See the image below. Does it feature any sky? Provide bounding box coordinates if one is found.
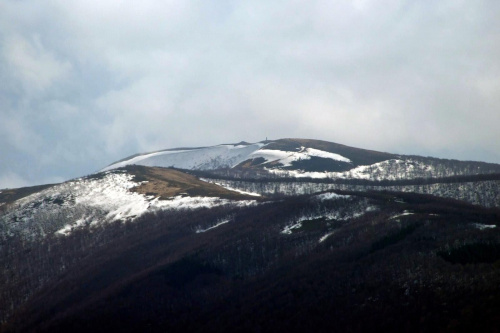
[1,0,500,188]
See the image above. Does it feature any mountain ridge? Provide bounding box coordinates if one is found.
[101,138,500,180]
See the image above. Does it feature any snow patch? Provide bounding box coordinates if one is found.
[306,148,352,162]
[280,203,376,235]
[55,194,257,235]
[196,217,232,233]
[315,192,350,200]
[156,195,257,210]
[472,223,497,230]
[251,146,351,167]
[281,221,303,235]
[205,180,261,197]
[319,231,335,243]
[389,211,414,220]
[56,216,92,235]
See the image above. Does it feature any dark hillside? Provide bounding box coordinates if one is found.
[0,184,55,210]
[3,140,500,332]
[266,138,396,166]
[3,191,500,332]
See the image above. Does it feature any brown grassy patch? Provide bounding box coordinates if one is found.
[125,166,257,200]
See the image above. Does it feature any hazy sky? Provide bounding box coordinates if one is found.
[1,0,500,188]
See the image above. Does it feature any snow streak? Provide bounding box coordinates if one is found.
[250,146,351,167]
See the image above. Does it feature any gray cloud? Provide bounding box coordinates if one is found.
[1,0,500,188]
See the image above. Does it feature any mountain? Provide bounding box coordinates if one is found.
[103,138,500,208]
[1,138,500,332]
[103,138,500,180]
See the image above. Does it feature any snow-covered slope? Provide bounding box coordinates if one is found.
[0,169,257,242]
[102,143,266,171]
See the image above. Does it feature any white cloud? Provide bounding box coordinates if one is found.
[1,0,500,187]
[0,172,30,189]
[3,34,72,92]
[0,115,42,154]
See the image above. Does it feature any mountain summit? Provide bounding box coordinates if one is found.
[103,138,396,173]
[103,138,500,181]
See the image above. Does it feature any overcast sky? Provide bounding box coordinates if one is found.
[1,0,500,188]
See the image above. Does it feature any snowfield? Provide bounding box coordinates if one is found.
[102,143,353,172]
[102,143,266,171]
[0,171,257,240]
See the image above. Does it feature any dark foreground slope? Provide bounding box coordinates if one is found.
[3,191,500,333]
